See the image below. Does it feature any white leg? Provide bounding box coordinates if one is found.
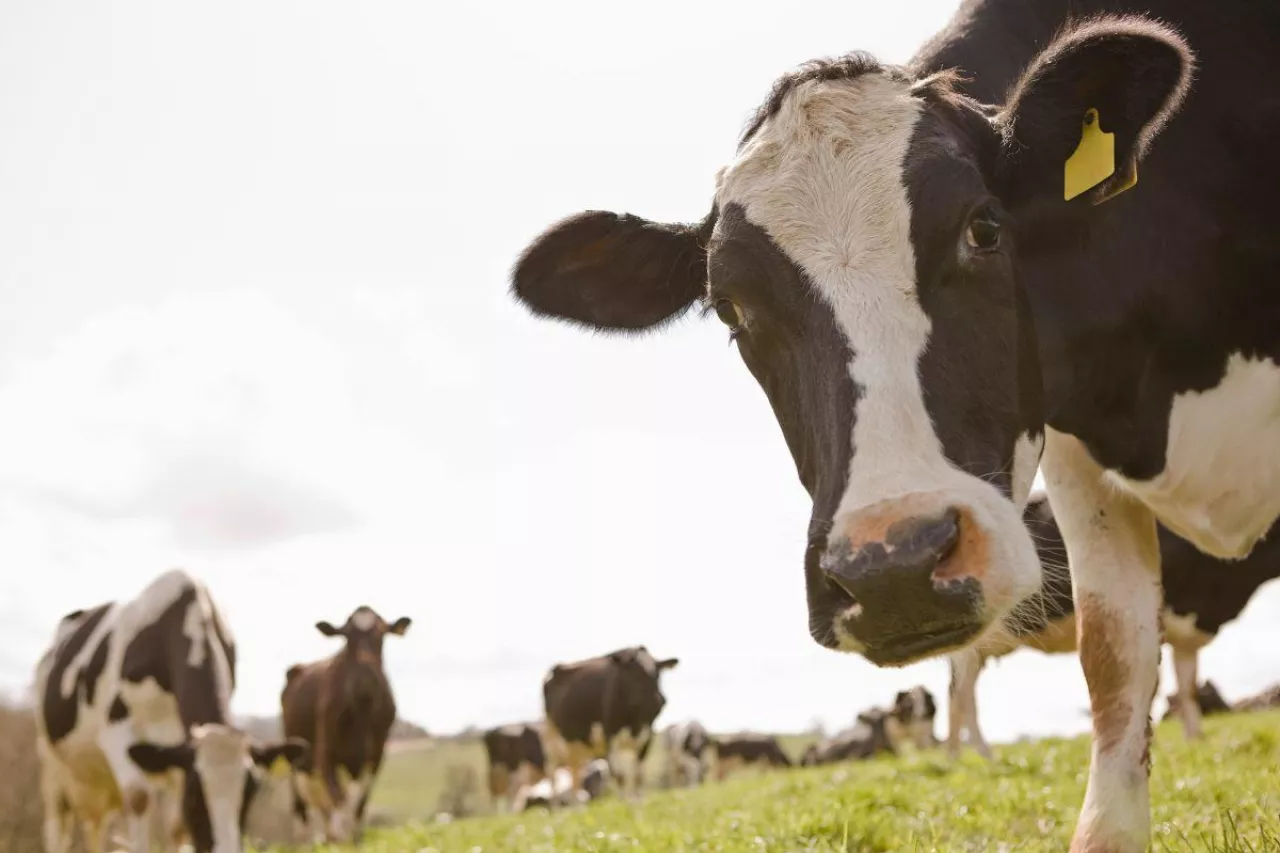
[1171,644,1203,740]
[947,650,990,759]
[1043,429,1162,853]
[97,722,153,853]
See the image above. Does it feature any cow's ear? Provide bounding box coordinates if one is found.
[656,657,679,672]
[252,738,311,771]
[316,620,343,637]
[511,208,714,332]
[996,16,1193,206]
[129,742,193,773]
[387,616,412,636]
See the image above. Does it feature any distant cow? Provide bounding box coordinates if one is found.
[482,722,547,812]
[661,720,713,787]
[34,569,307,853]
[1234,684,1280,713]
[886,686,938,751]
[513,759,611,811]
[800,709,895,767]
[1162,681,1231,722]
[542,646,677,801]
[281,605,411,844]
[948,494,1280,757]
[708,734,792,780]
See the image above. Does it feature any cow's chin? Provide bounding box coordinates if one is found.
[809,490,1043,667]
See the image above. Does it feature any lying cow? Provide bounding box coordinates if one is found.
[948,493,1280,757]
[709,733,792,780]
[510,0,1279,847]
[281,605,411,844]
[482,722,548,812]
[886,686,938,751]
[513,759,612,811]
[542,645,677,801]
[800,709,895,767]
[661,720,713,787]
[1162,681,1231,722]
[34,569,307,853]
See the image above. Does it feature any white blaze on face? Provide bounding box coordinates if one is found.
[717,72,1041,642]
[189,724,252,853]
[351,608,378,631]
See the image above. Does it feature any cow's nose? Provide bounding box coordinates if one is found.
[821,507,984,663]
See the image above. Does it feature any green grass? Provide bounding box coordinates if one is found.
[263,711,1280,852]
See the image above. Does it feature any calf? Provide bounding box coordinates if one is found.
[948,493,1280,756]
[800,709,895,767]
[708,734,792,780]
[34,569,307,853]
[482,722,547,812]
[510,1,1280,848]
[281,606,411,844]
[542,646,677,801]
[886,686,938,751]
[513,759,611,811]
[661,720,712,787]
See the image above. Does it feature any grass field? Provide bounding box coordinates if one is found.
[321,712,1280,853]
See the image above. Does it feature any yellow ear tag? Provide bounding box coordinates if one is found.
[1063,108,1116,201]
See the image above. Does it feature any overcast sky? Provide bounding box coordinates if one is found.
[3,0,1280,743]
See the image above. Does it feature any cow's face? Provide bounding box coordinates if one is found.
[130,724,309,853]
[609,646,677,723]
[512,18,1191,665]
[317,606,411,665]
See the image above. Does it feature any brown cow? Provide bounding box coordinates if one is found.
[280,606,410,844]
[542,645,677,802]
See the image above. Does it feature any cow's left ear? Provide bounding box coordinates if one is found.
[251,738,311,771]
[129,741,193,773]
[656,657,679,672]
[996,15,1193,206]
[387,616,412,636]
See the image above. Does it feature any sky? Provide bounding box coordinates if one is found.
[3,0,1280,744]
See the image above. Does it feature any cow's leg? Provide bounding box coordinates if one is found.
[1044,429,1162,853]
[97,722,154,853]
[947,649,990,759]
[38,762,74,853]
[1171,643,1203,740]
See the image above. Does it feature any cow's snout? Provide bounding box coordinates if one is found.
[821,500,988,664]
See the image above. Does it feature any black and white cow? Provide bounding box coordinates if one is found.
[34,569,308,853]
[800,709,896,766]
[948,493,1280,757]
[541,646,678,801]
[886,686,938,751]
[510,1,1279,848]
[482,722,548,812]
[661,720,713,787]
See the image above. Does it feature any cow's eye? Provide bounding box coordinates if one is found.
[712,298,744,331]
[965,214,1002,251]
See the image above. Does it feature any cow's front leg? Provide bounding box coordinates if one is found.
[946,650,991,759]
[1043,429,1162,853]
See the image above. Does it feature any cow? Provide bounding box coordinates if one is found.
[1234,684,1280,713]
[1162,680,1230,722]
[948,493,1280,757]
[800,709,895,767]
[541,646,678,801]
[33,569,308,853]
[661,720,713,787]
[509,0,1279,846]
[481,722,548,812]
[281,605,411,845]
[886,686,938,751]
[512,759,612,811]
[707,733,792,780]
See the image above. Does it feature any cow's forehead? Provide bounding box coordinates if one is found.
[715,72,924,283]
[633,648,658,678]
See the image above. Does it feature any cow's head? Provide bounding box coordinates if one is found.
[889,686,938,750]
[511,17,1192,665]
[317,606,411,666]
[129,723,309,853]
[608,646,677,724]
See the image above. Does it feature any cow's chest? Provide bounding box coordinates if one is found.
[1107,353,1280,558]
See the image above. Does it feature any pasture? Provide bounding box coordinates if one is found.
[295,712,1278,852]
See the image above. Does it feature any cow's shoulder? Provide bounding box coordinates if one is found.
[39,602,116,744]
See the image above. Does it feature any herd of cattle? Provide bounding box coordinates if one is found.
[25,488,1280,852]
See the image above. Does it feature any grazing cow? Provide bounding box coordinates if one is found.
[800,709,895,767]
[661,720,713,787]
[1162,680,1230,722]
[34,569,308,853]
[542,646,677,801]
[482,722,548,812]
[281,606,411,844]
[886,687,938,751]
[510,2,1280,844]
[948,493,1280,757]
[708,734,792,780]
